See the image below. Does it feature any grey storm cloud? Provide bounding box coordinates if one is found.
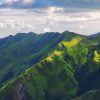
[0,0,100,8]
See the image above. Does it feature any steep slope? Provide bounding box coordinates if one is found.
[0,31,100,100]
[1,35,99,100]
[75,34,100,95]
[0,32,65,85]
[0,31,82,85]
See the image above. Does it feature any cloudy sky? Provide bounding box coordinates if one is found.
[0,0,100,37]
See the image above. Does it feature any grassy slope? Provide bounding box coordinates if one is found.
[0,35,96,100]
[0,32,100,100]
[0,32,65,85]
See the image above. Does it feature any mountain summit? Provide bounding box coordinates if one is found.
[0,31,100,100]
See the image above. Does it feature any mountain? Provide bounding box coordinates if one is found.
[89,32,100,38]
[88,32,100,42]
[0,31,100,100]
[0,31,80,86]
[0,32,65,85]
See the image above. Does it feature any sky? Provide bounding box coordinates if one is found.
[0,0,100,37]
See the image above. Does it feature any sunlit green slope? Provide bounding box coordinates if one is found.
[0,31,82,86]
[0,32,100,100]
[0,32,65,85]
[0,34,100,100]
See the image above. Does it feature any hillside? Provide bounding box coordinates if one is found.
[0,31,81,85]
[88,32,100,42]
[0,32,65,85]
[0,32,100,100]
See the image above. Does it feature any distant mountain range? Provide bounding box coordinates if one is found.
[89,32,100,37]
[88,32,100,43]
[0,31,100,100]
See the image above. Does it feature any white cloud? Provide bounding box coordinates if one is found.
[88,12,100,20]
[23,0,33,3]
[79,25,88,29]
[0,8,100,37]
[44,28,50,32]
[5,0,33,4]
[5,0,13,3]
[47,7,64,13]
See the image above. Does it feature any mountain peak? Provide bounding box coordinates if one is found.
[89,32,100,37]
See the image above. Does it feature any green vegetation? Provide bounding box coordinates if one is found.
[0,31,100,100]
[62,37,81,48]
[0,32,64,85]
[94,50,100,63]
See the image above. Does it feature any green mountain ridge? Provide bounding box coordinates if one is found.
[0,31,100,100]
[0,32,65,85]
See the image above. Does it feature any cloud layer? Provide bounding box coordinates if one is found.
[0,1,100,37]
[0,0,100,9]
[0,8,100,37]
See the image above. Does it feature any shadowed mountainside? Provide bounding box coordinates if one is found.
[0,32,100,100]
